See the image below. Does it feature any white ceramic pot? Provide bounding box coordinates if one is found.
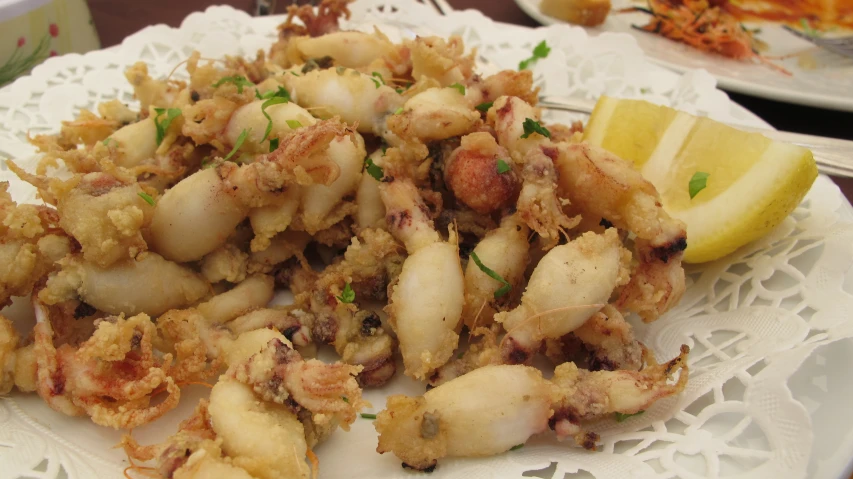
[0,0,100,85]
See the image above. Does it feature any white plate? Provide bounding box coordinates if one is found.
[2,1,853,478]
[514,0,853,111]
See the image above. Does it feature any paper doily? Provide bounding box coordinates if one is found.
[1,2,852,478]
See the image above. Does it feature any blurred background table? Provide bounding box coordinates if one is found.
[86,0,853,201]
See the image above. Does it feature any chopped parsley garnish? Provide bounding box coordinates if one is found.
[520,118,551,139]
[341,396,349,403]
[212,75,254,93]
[286,119,302,129]
[370,72,385,88]
[102,137,116,147]
[337,282,355,303]
[469,252,511,299]
[137,192,155,206]
[261,96,289,139]
[688,172,710,199]
[394,107,404,115]
[509,444,524,451]
[449,82,465,95]
[153,108,181,146]
[223,129,249,162]
[269,138,279,152]
[518,40,551,70]
[290,71,300,77]
[475,101,493,112]
[360,413,377,420]
[365,157,384,181]
[496,159,511,174]
[255,86,291,101]
[615,411,644,422]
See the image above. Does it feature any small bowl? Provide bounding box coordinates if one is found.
[0,0,100,85]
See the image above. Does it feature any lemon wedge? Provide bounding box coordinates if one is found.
[584,96,818,263]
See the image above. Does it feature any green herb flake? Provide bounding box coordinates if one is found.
[394,107,404,115]
[360,413,377,420]
[615,410,644,422]
[520,118,551,139]
[496,159,511,174]
[290,71,300,77]
[269,138,279,152]
[518,40,551,70]
[102,137,116,147]
[688,171,710,199]
[365,157,384,181]
[395,87,405,94]
[475,101,493,112]
[449,82,466,95]
[370,72,385,89]
[137,192,155,206]
[509,444,524,451]
[286,119,303,129]
[341,396,349,403]
[153,108,182,146]
[212,75,254,94]
[223,128,249,162]
[469,252,511,299]
[337,282,355,303]
[259,87,291,141]
[336,66,347,75]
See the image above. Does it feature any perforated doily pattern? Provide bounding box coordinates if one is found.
[1,2,853,478]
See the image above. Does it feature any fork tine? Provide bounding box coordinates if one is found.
[783,25,853,58]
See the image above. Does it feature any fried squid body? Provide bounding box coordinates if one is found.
[375,346,690,470]
[124,337,366,479]
[495,229,631,364]
[381,178,464,380]
[376,365,554,471]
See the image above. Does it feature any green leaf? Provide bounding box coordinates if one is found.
[394,107,404,115]
[290,71,300,77]
[269,138,279,152]
[520,118,551,139]
[518,40,551,70]
[102,137,116,147]
[615,410,644,422]
[370,71,385,89]
[137,192,155,206]
[449,82,465,95]
[337,282,355,303]
[341,396,349,403]
[496,159,511,174]
[509,444,524,451]
[364,157,384,181]
[224,129,249,162]
[212,75,254,94]
[153,108,182,146]
[360,413,377,420]
[255,85,290,101]
[475,101,493,112]
[286,119,303,129]
[688,171,710,199]
[469,252,511,299]
[259,87,291,142]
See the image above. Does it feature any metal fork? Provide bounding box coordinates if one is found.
[783,25,853,59]
[421,1,853,177]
